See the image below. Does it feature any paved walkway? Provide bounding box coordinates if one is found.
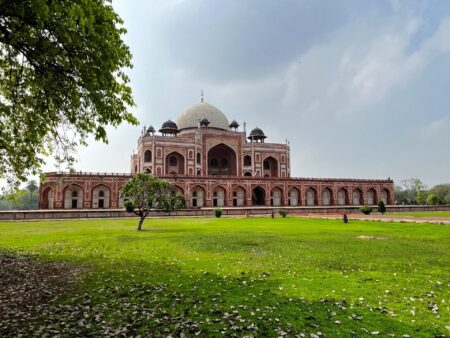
[294,213,450,225]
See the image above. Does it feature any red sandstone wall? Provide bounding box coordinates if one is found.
[39,172,394,210]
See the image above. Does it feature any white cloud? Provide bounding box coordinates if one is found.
[280,16,450,119]
[423,116,450,135]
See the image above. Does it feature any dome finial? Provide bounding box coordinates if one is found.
[200,89,204,102]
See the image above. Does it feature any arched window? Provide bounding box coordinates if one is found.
[352,189,363,205]
[197,170,201,176]
[169,156,177,166]
[191,188,204,207]
[306,188,316,206]
[337,189,347,205]
[210,159,218,168]
[271,188,282,206]
[144,150,152,162]
[233,187,245,206]
[322,188,332,206]
[65,186,84,209]
[262,157,278,177]
[367,190,374,204]
[212,188,225,207]
[207,144,237,176]
[197,153,201,164]
[165,152,185,175]
[289,188,299,206]
[99,191,104,197]
[243,155,251,166]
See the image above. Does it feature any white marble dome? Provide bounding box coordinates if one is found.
[176,100,229,131]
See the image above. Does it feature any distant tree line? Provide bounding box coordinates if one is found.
[395,179,450,205]
[0,180,38,210]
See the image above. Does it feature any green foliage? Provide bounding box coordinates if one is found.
[377,201,386,214]
[416,190,429,205]
[0,0,137,187]
[214,208,222,218]
[121,174,171,230]
[278,209,289,218]
[429,184,450,205]
[124,200,134,213]
[0,218,449,336]
[395,179,426,204]
[0,180,39,210]
[170,193,186,210]
[427,193,443,205]
[359,205,373,215]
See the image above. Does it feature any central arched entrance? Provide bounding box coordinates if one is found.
[252,187,265,206]
[207,144,237,176]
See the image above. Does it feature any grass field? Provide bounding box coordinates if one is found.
[0,217,449,337]
[388,211,450,218]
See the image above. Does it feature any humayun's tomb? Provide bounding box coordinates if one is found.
[38,95,394,210]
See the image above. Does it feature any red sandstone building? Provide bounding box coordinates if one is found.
[39,96,394,209]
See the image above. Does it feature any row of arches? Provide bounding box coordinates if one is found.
[182,185,391,208]
[41,183,392,209]
[141,144,280,177]
[41,184,116,209]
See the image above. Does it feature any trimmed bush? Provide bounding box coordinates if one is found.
[377,201,386,214]
[343,214,348,223]
[214,208,222,218]
[278,209,289,218]
[359,205,373,215]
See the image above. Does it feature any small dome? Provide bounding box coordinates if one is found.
[146,125,155,133]
[161,119,178,129]
[248,127,267,140]
[229,120,239,128]
[176,100,229,130]
[200,117,209,123]
[159,119,179,134]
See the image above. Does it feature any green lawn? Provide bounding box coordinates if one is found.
[1,217,449,337]
[388,211,450,218]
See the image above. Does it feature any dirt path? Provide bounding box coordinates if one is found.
[294,213,450,224]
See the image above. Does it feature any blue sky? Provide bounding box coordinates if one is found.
[42,0,450,187]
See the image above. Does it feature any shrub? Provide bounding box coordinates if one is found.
[343,214,348,223]
[377,201,386,215]
[278,209,289,218]
[427,193,443,205]
[214,208,222,218]
[359,205,373,215]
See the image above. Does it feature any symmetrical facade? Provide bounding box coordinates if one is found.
[39,96,394,209]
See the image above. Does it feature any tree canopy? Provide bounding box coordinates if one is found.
[0,0,137,187]
[121,174,174,231]
[0,179,38,209]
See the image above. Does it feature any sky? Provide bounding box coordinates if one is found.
[42,0,450,187]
